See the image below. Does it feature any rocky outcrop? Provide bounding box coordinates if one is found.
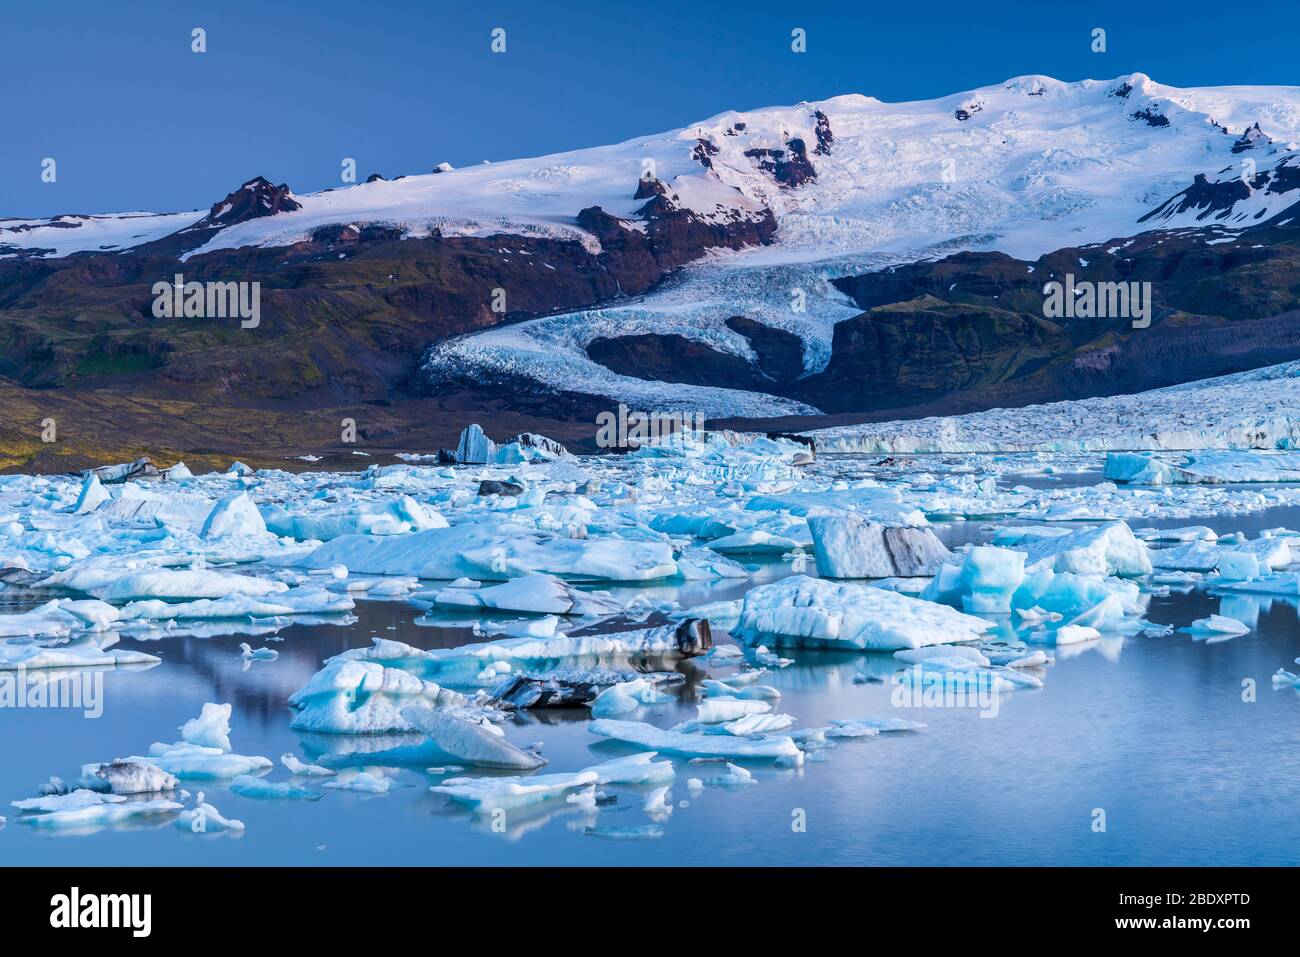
[587,333,775,389]
[1131,107,1170,127]
[812,111,833,155]
[744,138,816,187]
[1140,156,1298,224]
[692,138,720,169]
[796,217,1300,415]
[1232,122,1270,153]
[576,178,776,295]
[194,176,301,228]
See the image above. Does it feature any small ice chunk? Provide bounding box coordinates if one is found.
[11,789,127,813]
[281,753,336,776]
[590,677,670,717]
[179,703,232,752]
[322,770,392,794]
[229,775,321,800]
[175,794,245,831]
[23,798,182,830]
[1187,614,1251,637]
[696,696,772,724]
[400,706,547,770]
[200,492,269,540]
[1054,624,1101,645]
[589,719,801,761]
[584,824,664,840]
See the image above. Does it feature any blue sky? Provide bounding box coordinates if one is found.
[4,0,1294,217]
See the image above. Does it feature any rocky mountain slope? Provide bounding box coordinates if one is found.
[3,72,1300,468]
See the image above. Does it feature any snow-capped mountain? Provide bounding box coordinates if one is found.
[7,72,1296,261]
[4,71,1300,437]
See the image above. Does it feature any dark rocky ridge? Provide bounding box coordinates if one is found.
[580,203,1300,418]
[0,169,780,468]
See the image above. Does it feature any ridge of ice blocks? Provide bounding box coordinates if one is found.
[119,587,353,622]
[1105,450,1300,485]
[1018,521,1152,578]
[22,799,183,830]
[808,514,951,579]
[589,719,803,761]
[0,632,160,670]
[737,575,991,651]
[827,716,926,737]
[452,423,568,466]
[0,598,123,639]
[262,494,447,540]
[294,623,710,711]
[11,789,127,813]
[433,769,599,811]
[400,706,547,769]
[923,544,1145,627]
[44,567,290,603]
[1215,573,1300,596]
[418,574,623,617]
[297,523,677,582]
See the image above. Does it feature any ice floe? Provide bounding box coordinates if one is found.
[737,575,992,650]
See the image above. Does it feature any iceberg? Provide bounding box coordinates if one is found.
[23,798,182,830]
[590,677,672,717]
[0,632,160,670]
[808,514,950,578]
[297,522,677,582]
[1018,521,1152,578]
[200,492,269,539]
[132,741,273,780]
[179,703,232,752]
[737,575,992,651]
[1187,614,1251,638]
[11,789,126,813]
[400,706,547,769]
[229,775,321,800]
[420,574,622,617]
[433,769,598,811]
[288,657,465,734]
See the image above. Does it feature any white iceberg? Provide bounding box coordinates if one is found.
[738,575,992,651]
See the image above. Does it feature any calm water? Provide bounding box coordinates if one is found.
[4,506,1299,866]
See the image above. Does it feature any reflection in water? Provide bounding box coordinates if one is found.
[4,506,1300,865]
